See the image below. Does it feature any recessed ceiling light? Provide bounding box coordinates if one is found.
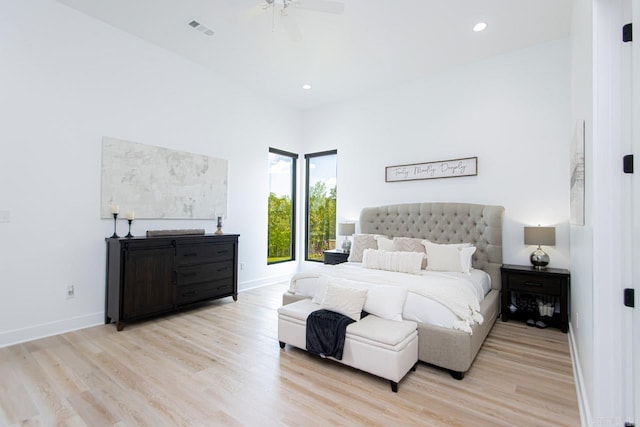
[302,84,312,90]
[473,22,487,32]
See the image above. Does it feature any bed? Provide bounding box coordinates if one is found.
[283,202,504,379]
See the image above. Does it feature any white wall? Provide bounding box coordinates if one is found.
[0,0,302,346]
[302,39,571,269]
[570,0,635,424]
[569,0,595,423]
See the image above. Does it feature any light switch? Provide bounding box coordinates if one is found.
[0,210,10,223]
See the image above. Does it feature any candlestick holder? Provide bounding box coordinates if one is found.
[125,219,133,238]
[111,213,119,238]
[215,216,223,235]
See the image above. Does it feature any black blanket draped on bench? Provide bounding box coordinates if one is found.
[306,309,355,360]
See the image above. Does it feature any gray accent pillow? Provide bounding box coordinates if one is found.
[393,237,428,269]
[347,234,384,262]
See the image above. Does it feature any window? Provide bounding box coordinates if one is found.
[268,148,297,264]
[305,150,337,262]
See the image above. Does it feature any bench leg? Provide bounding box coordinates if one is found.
[450,370,465,380]
[279,341,285,349]
[390,381,398,393]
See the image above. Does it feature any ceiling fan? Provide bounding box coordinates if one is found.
[261,0,345,15]
[255,0,345,41]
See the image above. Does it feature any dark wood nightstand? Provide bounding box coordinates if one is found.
[500,264,570,333]
[323,249,349,265]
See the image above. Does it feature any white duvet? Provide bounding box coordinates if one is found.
[290,262,492,333]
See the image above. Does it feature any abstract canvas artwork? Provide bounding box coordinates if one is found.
[100,137,228,219]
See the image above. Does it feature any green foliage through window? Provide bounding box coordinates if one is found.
[268,149,297,264]
[305,151,337,262]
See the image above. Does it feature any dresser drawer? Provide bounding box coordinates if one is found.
[507,273,561,295]
[176,261,233,286]
[176,243,234,266]
[177,278,234,305]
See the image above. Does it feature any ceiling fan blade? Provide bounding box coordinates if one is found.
[281,14,303,42]
[297,0,344,14]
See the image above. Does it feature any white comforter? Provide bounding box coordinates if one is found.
[290,263,491,333]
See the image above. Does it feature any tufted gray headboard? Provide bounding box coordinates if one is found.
[359,202,505,290]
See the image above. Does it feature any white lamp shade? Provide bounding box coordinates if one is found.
[338,223,356,236]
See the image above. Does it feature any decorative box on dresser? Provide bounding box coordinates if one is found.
[105,234,239,331]
[323,249,350,265]
[500,264,570,333]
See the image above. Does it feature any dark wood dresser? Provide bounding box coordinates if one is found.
[105,234,239,330]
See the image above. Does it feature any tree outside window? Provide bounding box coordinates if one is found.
[268,148,297,264]
[305,151,337,262]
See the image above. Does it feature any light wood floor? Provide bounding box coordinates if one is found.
[0,283,580,426]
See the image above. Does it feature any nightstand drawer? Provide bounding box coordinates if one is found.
[507,273,561,295]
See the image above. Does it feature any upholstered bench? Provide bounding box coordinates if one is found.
[277,299,418,392]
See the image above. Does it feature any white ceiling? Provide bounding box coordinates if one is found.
[56,0,573,111]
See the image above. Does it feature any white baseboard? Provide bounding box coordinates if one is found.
[1,277,291,349]
[0,312,104,348]
[568,322,592,427]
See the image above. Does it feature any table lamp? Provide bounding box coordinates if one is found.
[524,225,556,269]
[338,222,356,253]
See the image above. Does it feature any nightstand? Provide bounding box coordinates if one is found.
[500,264,570,333]
[323,249,349,265]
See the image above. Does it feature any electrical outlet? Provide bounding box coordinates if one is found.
[66,285,75,299]
[240,262,245,270]
[575,312,579,329]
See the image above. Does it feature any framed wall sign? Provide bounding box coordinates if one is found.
[385,157,478,182]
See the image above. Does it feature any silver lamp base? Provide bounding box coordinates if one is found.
[341,237,352,253]
[530,246,550,269]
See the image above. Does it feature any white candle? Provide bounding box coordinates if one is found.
[126,211,135,220]
[111,204,119,214]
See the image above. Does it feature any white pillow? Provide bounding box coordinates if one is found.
[421,240,475,273]
[374,235,394,251]
[362,249,424,275]
[363,286,408,321]
[311,282,328,304]
[313,277,368,303]
[320,283,368,321]
[458,246,477,274]
[293,275,328,298]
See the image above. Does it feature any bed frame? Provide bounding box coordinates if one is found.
[359,202,504,379]
[283,202,504,379]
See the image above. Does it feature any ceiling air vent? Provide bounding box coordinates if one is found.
[188,19,214,36]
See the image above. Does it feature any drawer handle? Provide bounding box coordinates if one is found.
[217,267,228,273]
[182,290,196,297]
[523,281,542,287]
[182,272,197,278]
[216,250,229,255]
[183,253,198,257]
